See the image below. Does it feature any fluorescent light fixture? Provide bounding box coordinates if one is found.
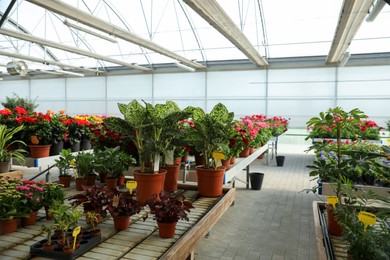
[326,0,372,64]
[175,62,196,72]
[54,70,84,77]
[64,20,118,43]
[0,50,103,73]
[339,52,351,66]
[366,0,386,22]
[184,0,268,67]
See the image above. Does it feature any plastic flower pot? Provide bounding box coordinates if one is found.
[249,172,265,190]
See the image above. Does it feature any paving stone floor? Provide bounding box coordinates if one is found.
[194,144,320,260]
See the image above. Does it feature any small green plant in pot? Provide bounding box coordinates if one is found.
[74,151,94,191]
[0,124,27,173]
[55,149,75,188]
[41,182,65,220]
[183,103,234,197]
[94,147,136,190]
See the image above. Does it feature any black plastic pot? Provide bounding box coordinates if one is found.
[276,156,285,167]
[249,172,265,190]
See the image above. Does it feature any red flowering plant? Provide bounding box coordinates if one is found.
[46,110,67,145]
[89,121,124,150]
[357,120,383,140]
[265,116,290,137]
[15,179,45,214]
[15,109,54,145]
[62,115,91,145]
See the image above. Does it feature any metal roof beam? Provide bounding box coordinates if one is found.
[26,0,205,70]
[326,0,374,64]
[0,28,151,71]
[183,0,268,67]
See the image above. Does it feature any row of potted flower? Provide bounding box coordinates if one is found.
[305,107,390,188]
[0,179,65,234]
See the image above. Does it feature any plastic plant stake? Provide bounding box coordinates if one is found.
[326,196,338,207]
[72,226,81,249]
[126,181,137,194]
[212,151,225,168]
[358,211,376,231]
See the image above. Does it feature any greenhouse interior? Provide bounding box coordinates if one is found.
[0,0,389,259]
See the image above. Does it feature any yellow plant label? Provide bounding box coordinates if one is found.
[326,196,338,207]
[212,151,225,160]
[72,226,81,249]
[126,181,137,194]
[358,211,376,231]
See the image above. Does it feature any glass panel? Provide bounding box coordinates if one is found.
[268,68,336,82]
[154,73,206,98]
[31,79,66,100]
[0,81,30,106]
[207,71,266,97]
[37,101,66,113]
[268,99,335,117]
[338,66,390,81]
[338,81,390,97]
[268,82,335,97]
[66,101,106,116]
[207,99,266,118]
[337,99,389,117]
[107,75,153,99]
[66,78,106,100]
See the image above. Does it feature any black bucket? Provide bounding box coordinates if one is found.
[250,172,265,190]
[276,156,285,167]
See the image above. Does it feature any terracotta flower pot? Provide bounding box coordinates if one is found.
[113,215,131,231]
[239,148,250,158]
[196,166,225,197]
[59,175,71,188]
[28,144,51,158]
[230,157,236,164]
[160,164,180,192]
[75,178,87,191]
[133,170,166,205]
[249,147,255,155]
[157,221,177,238]
[221,158,231,171]
[1,218,18,234]
[44,206,54,220]
[326,204,343,236]
[174,157,182,165]
[117,175,125,186]
[86,174,96,186]
[22,211,38,226]
[105,177,118,190]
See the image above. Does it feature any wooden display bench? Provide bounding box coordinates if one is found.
[0,170,23,180]
[0,184,235,260]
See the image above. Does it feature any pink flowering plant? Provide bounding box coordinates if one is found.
[0,179,25,220]
[15,179,45,213]
[265,116,289,137]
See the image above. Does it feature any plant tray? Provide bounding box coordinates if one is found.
[30,234,101,260]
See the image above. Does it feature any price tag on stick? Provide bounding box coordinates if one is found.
[126,181,137,194]
[72,226,81,249]
[358,211,376,231]
[326,196,338,208]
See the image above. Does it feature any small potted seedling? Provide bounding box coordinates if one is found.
[85,211,101,237]
[40,223,60,251]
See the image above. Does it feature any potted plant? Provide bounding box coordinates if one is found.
[85,211,102,237]
[16,110,54,158]
[183,103,234,197]
[41,223,60,250]
[107,189,143,231]
[62,115,90,152]
[68,184,113,218]
[0,124,27,173]
[0,179,25,234]
[42,182,65,219]
[50,203,82,253]
[104,100,187,204]
[55,149,75,188]
[16,179,44,226]
[74,151,94,191]
[48,111,67,155]
[94,147,136,189]
[147,191,194,238]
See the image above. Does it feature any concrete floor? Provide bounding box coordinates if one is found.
[194,144,319,260]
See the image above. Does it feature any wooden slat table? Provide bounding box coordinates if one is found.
[0,184,235,260]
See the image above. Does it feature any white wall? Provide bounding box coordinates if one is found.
[0,65,389,128]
